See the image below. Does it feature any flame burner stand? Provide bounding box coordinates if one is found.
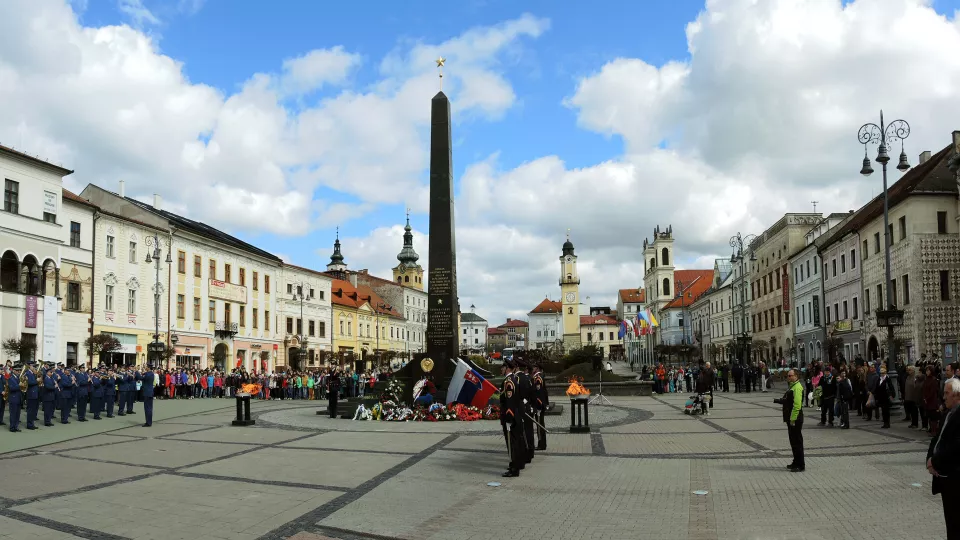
[569,396,590,433]
[232,393,255,426]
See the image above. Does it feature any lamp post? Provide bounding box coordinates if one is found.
[290,282,309,370]
[145,234,172,369]
[858,111,910,402]
[729,232,757,366]
[375,301,392,370]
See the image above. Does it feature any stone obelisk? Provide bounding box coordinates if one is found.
[425,57,460,384]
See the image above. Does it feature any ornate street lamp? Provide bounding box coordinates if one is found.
[858,111,909,400]
[291,282,308,369]
[729,232,756,365]
[145,234,172,368]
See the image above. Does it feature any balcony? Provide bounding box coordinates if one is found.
[215,321,239,340]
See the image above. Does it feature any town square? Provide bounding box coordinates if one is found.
[3,0,960,539]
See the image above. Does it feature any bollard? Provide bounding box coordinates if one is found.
[231,392,256,426]
[569,396,590,433]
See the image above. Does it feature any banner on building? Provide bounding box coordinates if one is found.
[25,295,38,328]
[782,269,790,311]
[209,279,247,303]
[42,295,59,363]
[834,319,853,333]
[812,295,820,326]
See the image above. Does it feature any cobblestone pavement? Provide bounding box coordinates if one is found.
[0,391,945,540]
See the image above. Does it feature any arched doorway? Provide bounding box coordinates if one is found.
[288,347,301,371]
[868,336,880,361]
[213,343,229,371]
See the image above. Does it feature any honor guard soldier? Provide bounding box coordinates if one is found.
[141,366,155,427]
[59,367,74,424]
[126,368,140,415]
[104,369,117,418]
[42,364,57,426]
[75,364,90,422]
[500,359,523,477]
[532,360,548,450]
[515,355,535,464]
[116,368,127,415]
[90,369,104,420]
[327,371,342,418]
[24,360,40,430]
[6,363,23,432]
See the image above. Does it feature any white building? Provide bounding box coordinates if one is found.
[0,145,92,366]
[617,288,646,320]
[278,264,333,370]
[527,298,563,351]
[818,220,864,364]
[460,308,488,353]
[790,213,849,364]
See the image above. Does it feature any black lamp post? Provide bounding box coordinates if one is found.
[145,234,172,368]
[858,111,910,401]
[375,301,392,369]
[729,232,757,366]
[291,282,308,370]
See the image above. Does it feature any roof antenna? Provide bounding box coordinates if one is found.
[812,201,818,213]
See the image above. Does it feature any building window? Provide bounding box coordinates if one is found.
[339,320,344,335]
[209,259,216,280]
[3,180,19,213]
[287,318,294,334]
[177,251,185,273]
[239,268,245,286]
[252,271,258,290]
[941,270,950,301]
[309,320,315,336]
[129,241,137,263]
[864,290,870,314]
[224,302,231,325]
[43,211,56,223]
[253,308,258,328]
[863,240,869,260]
[662,278,670,296]
[239,305,246,327]
[265,311,270,331]
[902,275,910,305]
[318,321,325,338]
[177,294,185,319]
[66,283,80,311]
[874,232,880,254]
[287,283,293,294]
[127,289,136,314]
[899,216,906,240]
[209,300,215,323]
[105,285,114,312]
[265,275,270,293]
[193,255,201,277]
[224,263,231,283]
[70,222,81,247]
[938,211,948,234]
[852,297,859,320]
[832,259,837,277]
[876,284,883,310]
[842,301,848,320]
[309,288,315,298]
[840,255,846,273]
[850,249,857,270]
[193,297,200,321]
[888,224,894,246]
[106,235,115,258]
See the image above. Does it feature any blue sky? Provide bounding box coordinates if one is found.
[75,0,707,268]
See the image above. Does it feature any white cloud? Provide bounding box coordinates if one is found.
[279,47,361,96]
[117,0,159,27]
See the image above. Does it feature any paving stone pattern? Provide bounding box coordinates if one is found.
[0,391,947,540]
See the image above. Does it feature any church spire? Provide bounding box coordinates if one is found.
[396,209,420,268]
[327,227,347,273]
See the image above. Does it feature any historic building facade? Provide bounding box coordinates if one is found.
[580,313,619,358]
[528,298,563,351]
[460,308,488,353]
[278,264,332,370]
[559,235,582,349]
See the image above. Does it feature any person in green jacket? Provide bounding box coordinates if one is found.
[779,368,805,472]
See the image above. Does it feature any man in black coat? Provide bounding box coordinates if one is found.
[928,377,960,539]
[818,370,837,427]
[499,360,523,477]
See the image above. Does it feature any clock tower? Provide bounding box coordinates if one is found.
[560,232,582,350]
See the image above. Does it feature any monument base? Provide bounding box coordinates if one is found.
[387,353,493,404]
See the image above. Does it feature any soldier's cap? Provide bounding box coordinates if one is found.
[12,362,23,369]
[503,359,516,368]
[25,359,37,366]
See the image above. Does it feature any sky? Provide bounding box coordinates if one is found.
[3,0,960,326]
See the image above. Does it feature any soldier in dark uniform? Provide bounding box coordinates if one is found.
[515,356,535,464]
[25,361,40,430]
[733,363,742,393]
[0,364,7,426]
[141,366,155,427]
[6,363,23,432]
[499,359,523,477]
[42,363,57,426]
[327,370,342,418]
[59,367,74,423]
[104,369,117,418]
[532,360,548,451]
[117,367,128,415]
[75,364,90,422]
[125,368,140,415]
[90,369,104,420]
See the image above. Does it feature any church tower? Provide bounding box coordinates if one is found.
[643,225,675,312]
[392,212,424,290]
[326,228,348,280]
[559,231,582,350]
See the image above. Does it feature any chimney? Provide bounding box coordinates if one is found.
[118,179,125,198]
[348,273,358,288]
[506,318,512,322]
[919,151,932,164]
[153,193,162,210]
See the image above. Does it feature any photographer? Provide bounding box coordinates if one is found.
[775,368,805,472]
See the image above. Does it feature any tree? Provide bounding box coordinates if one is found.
[85,333,122,363]
[2,337,36,363]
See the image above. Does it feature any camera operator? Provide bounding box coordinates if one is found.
[775,368,805,472]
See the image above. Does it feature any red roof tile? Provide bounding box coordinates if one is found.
[580,314,618,326]
[529,298,562,314]
[355,284,404,318]
[663,270,715,309]
[618,288,645,303]
[487,328,507,335]
[499,319,529,328]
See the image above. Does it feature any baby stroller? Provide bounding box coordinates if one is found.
[684,393,707,415]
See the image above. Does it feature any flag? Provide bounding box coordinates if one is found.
[618,321,626,339]
[638,310,651,326]
[632,320,640,336]
[647,309,659,327]
[447,359,497,407]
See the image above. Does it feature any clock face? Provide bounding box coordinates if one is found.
[565,292,575,303]
[566,256,572,263]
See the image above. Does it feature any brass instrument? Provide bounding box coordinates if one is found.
[19,364,30,393]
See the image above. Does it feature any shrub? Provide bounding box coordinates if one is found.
[555,362,625,382]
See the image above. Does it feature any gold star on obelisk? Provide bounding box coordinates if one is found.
[436,56,446,90]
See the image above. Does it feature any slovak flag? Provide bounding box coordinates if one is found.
[447,359,497,407]
[618,321,627,339]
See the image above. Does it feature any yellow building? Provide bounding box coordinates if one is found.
[560,233,582,349]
